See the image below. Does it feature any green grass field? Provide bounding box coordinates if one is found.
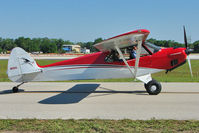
[1,59,199,82]
[0,119,199,133]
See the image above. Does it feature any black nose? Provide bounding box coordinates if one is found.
[185,48,193,55]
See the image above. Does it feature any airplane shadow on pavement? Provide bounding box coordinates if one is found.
[39,84,100,104]
[0,89,24,95]
[0,84,146,104]
[38,84,147,104]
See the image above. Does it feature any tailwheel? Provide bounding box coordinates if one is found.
[12,82,25,93]
[144,79,162,95]
[12,86,19,93]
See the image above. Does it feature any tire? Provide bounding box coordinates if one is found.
[12,86,18,93]
[145,79,162,95]
[144,83,148,90]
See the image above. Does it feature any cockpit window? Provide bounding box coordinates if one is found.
[145,42,161,53]
[104,42,161,62]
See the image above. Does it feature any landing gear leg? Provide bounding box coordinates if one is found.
[12,82,25,93]
[144,79,162,95]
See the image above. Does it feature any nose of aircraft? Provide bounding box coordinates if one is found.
[185,48,193,55]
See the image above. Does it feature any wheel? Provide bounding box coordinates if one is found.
[145,79,162,95]
[12,86,19,93]
[144,83,148,90]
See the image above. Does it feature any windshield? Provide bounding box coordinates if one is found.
[145,42,161,53]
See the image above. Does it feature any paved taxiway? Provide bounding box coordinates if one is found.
[0,82,199,120]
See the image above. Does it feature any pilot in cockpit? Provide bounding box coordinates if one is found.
[129,46,137,59]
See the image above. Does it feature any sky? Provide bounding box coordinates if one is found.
[0,0,198,43]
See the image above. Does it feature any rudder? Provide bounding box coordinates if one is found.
[7,47,41,82]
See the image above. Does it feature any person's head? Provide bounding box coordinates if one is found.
[133,46,137,50]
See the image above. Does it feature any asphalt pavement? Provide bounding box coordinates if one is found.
[0,82,199,120]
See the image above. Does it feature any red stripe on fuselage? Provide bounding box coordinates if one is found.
[49,65,127,72]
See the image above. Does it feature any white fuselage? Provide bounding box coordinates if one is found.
[28,65,163,82]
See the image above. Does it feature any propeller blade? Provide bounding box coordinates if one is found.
[187,55,193,77]
[183,26,188,49]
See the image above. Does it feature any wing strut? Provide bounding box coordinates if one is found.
[115,45,135,78]
[114,39,143,79]
[134,40,142,77]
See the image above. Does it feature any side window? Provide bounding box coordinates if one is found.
[105,51,120,62]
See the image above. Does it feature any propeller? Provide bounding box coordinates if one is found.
[183,26,193,77]
[187,55,193,77]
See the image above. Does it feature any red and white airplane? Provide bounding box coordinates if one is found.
[7,27,193,95]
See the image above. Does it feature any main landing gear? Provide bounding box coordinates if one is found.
[12,82,25,93]
[144,79,162,95]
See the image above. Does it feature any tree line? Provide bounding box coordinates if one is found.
[147,38,199,53]
[0,37,199,53]
[0,37,103,54]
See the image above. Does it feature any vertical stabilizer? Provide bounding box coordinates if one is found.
[7,47,41,82]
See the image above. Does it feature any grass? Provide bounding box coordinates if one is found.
[0,119,199,133]
[0,60,9,82]
[152,59,199,82]
[1,59,199,82]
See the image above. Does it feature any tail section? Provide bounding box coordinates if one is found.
[7,47,41,82]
